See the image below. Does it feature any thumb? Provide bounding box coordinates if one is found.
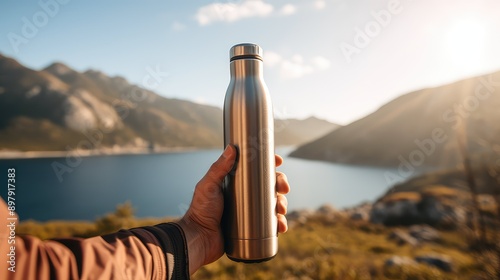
[202,145,237,187]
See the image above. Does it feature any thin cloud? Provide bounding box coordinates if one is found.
[264,51,283,67]
[312,56,331,70]
[265,51,331,79]
[280,4,297,16]
[195,0,273,26]
[171,21,186,32]
[314,0,326,10]
[281,55,314,79]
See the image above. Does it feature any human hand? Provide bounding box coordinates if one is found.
[177,145,290,275]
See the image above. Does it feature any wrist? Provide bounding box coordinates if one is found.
[177,217,206,275]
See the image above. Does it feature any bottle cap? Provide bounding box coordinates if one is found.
[230,43,263,61]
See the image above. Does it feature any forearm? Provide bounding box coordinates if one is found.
[1,224,190,280]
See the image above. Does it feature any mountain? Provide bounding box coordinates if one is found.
[274,117,340,146]
[290,70,500,168]
[0,54,339,152]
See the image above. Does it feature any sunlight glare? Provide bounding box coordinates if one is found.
[444,19,487,70]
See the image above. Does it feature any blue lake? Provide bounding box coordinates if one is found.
[0,147,398,221]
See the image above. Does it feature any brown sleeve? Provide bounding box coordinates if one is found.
[0,199,190,280]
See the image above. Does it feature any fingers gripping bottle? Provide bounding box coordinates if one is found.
[222,43,278,263]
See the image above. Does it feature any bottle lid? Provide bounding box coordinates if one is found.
[230,43,263,61]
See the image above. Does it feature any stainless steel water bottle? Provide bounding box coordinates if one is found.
[222,43,278,263]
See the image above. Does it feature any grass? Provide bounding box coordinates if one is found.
[380,192,421,203]
[421,185,467,198]
[16,202,491,279]
[17,217,175,239]
[193,215,480,279]
[17,202,176,239]
[17,220,95,240]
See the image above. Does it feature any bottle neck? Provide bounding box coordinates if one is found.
[230,58,263,79]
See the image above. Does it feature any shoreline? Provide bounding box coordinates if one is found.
[0,146,209,160]
[0,145,298,160]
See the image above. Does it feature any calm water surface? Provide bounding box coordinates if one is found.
[0,147,398,221]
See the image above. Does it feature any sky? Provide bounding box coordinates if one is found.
[1,0,500,125]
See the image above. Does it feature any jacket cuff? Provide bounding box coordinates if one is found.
[144,222,190,279]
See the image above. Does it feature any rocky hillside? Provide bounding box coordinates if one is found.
[387,167,500,195]
[290,71,500,168]
[0,54,339,152]
[360,166,499,228]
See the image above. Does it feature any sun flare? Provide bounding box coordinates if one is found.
[444,19,487,69]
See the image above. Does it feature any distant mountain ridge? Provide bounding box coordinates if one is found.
[275,117,340,146]
[291,70,500,168]
[0,54,339,152]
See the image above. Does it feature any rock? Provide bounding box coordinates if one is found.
[415,254,453,272]
[370,199,420,225]
[63,95,98,132]
[369,193,466,228]
[409,225,440,242]
[287,209,314,228]
[388,229,419,246]
[350,211,369,221]
[317,204,337,215]
[350,202,372,212]
[384,256,417,267]
[316,204,343,224]
[342,202,371,221]
[418,196,466,228]
[74,89,122,130]
[287,209,314,221]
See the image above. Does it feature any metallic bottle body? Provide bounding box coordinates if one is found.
[222,51,277,262]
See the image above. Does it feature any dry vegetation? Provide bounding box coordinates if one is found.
[193,215,484,280]
[380,192,421,204]
[17,202,492,280]
[17,202,176,239]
